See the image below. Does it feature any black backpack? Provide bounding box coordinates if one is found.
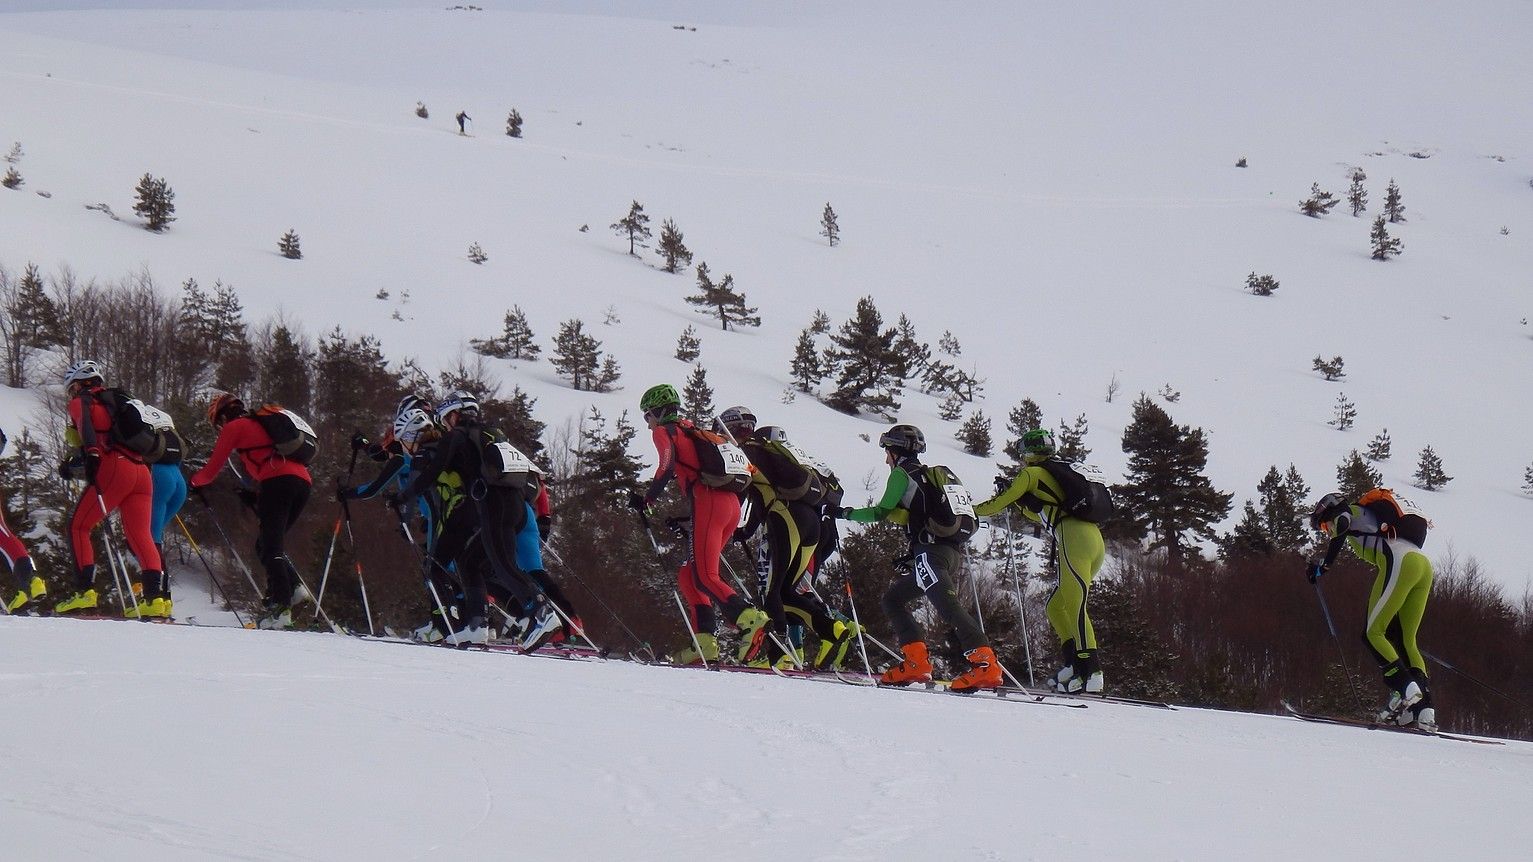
[93,388,165,461]
[1035,459,1115,524]
[476,427,536,490]
[911,464,978,545]
[245,404,319,465]
[755,439,834,506]
[1356,488,1430,547]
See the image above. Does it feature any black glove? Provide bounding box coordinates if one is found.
[350,431,370,451]
[993,475,1010,494]
[824,505,848,520]
[236,488,259,510]
[58,458,77,481]
[1306,561,1327,584]
[83,451,101,486]
[665,515,691,538]
[536,514,552,543]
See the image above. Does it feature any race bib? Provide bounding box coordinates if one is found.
[943,484,976,519]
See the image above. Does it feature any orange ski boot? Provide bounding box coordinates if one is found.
[879,641,933,686]
[949,645,1004,692]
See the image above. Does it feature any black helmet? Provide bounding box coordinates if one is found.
[878,423,926,455]
[1309,492,1348,531]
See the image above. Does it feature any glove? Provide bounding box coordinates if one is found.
[665,516,692,538]
[536,514,552,543]
[993,475,1010,494]
[58,458,77,480]
[350,431,370,451]
[825,505,848,520]
[626,491,646,512]
[235,488,258,510]
[1306,561,1327,584]
[83,451,101,486]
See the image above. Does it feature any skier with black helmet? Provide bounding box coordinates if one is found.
[833,423,1001,691]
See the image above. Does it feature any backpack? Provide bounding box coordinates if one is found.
[671,422,752,494]
[1357,488,1431,547]
[476,426,536,490]
[246,404,318,465]
[1035,459,1115,524]
[912,464,978,545]
[758,439,838,506]
[93,388,166,461]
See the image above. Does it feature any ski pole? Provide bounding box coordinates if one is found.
[338,440,375,636]
[671,589,709,670]
[175,515,247,627]
[425,575,459,643]
[843,581,877,685]
[312,517,342,621]
[96,489,140,617]
[541,539,656,662]
[1004,511,1037,687]
[1423,650,1530,710]
[1312,579,1368,715]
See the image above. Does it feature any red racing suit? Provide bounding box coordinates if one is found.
[646,420,743,633]
[67,384,161,581]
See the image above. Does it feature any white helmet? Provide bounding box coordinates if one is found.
[393,408,436,446]
[63,360,104,387]
[435,390,480,423]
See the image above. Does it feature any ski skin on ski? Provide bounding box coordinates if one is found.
[1281,700,1504,746]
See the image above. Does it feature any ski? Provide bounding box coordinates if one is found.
[1281,700,1504,745]
[836,678,1089,707]
[997,685,1176,710]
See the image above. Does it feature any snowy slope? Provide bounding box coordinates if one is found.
[2,615,1529,861]
[1,0,1531,596]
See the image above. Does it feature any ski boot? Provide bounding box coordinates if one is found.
[814,620,861,671]
[257,604,293,630]
[672,632,719,665]
[6,571,46,613]
[879,641,933,686]
[518,601,562,651]
[53,588,99,615]
[950,645,1004,692]
[446,616,488,647]
[731,605,771,662]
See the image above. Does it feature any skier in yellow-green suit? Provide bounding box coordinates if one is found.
[1307,491,1436,731]
[975,429,1106,694]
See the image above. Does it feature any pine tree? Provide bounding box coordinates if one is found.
[809,309,832,335]
[1312,355,1345,381]
[1087,577,1182,700]
[573,407,645,502]
[1364,428,1392,462]
[1383,178,1406,223]
[1113,395,1233,565]
[938,391,964,422]
[132,173,177,231]
[259,323,314,413]
[1335,450,1382,499]
[682,364,715,423]
[1,166,20,190]
[1222,501,1274,560]
[1245,272,1279,296]
[820,202,839,246]
[3,142,20,165]
[610,200,652,256]
[1001,399,1045,469]
[1522,463,1533,496]
[1327,392,1356,431]
[685,264,760,331]
[938,330,961,357]
[655,218,693,273]
[674,325,701,362]
[499,385,545,458]
[1413,445,1452,490]
[415,101,429,119]
[1256,464,1310,552]
[957,410,992,456]
[892,314,931,381]
[467,242,488,264]
[1057,414,1090,461]
[505,108,523,138]
[278,229,302,260]
[0,262,64,388]
[1346,168,1368,216]
[470,306,540,361]
[1299,182,1338,217]
[823,296,907,417]
[594,355,622,392]
[210,281,256,392]
[788,327,822,392]
[550,318,602,391]
[1370,215,1403,259]
[313,327,396,446]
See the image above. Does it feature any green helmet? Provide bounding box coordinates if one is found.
[640,384,681,421]
[1021,428,1056,464]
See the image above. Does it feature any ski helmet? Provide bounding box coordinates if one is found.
[639,384,681,422]
[1021,428,1057,464]
[206,392,244,427]
[717,405,757,435]
[436,390,480,423]
[1309,492,1348,532]
[755,425,789,443]
[393,408,436,446]
[878,423,926,455]
[63,360,103,387]
[395,393,430,419]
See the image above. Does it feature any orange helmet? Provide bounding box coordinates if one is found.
[206,392,244,427]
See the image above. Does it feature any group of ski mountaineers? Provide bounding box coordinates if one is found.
[0,362,1440,730]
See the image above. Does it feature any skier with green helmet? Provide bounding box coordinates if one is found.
[975,428,1107,694]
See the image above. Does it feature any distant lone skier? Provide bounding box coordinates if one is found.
[456,111,471,134]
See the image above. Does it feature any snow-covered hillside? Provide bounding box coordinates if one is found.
[1,614,1528,861]
[3,2,1531,590]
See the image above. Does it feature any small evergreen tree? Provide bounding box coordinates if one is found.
[3,142,20,165]
[499,386,545,458]
[550,318,602,390]
[1335,450,1382,499]
[278,229,302,260]
[415,101,429,119]
[1413,445,1452,490]
[1113,395,1233,565]
[1,166,20,190]
[1370,215,1403,259]
[1364,428,1392,462]
[132,173,177,231]
[1299,182,1338,217]
[682,364,714,423]
[820,202,839,246]
[822,296,908,417]
[594,354,622,393]
[470,306,540,361]
[1245,272,1279,296]
[1327,392,1356,431]
[505,108,523,138]
[674,325,701,362]
[892,314,931,381]
[467,242,488,264]
[572,407,645,502]
[938,391,964,422]
[610,200,652,256]
[1057,413,1091,461]
[938,330,961,357]
[1001,399,1045,469]
[0,261,64,388]
[1383,178,1406,223]
[259,323,314,413]
[1312,355,1345,381]
[1346,168,1368,216]
[1522,463,1533,496]
[1257,464,1311,552]
[809,309,832,335]
[1222,501,1274,560]
[788,327,823,392]
[685,263,760,330]
[655,218,693,273]
[957,410,992,456]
